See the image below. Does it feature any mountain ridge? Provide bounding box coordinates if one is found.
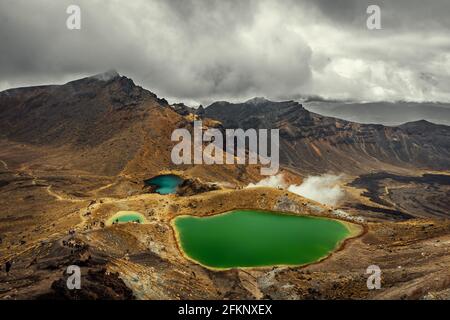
[0,72,260,183]
[1,72,449,178]
[204,98,450,174]
[304,100,450,126]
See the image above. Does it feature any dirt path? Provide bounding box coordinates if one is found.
[90,181,117,195]
[45,185,85,203]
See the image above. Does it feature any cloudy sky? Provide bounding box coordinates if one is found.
[1,0,450,105]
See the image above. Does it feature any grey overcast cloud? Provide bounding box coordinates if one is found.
[1,0,450,105]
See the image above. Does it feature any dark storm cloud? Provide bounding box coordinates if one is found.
[0,0,450,104]
[0,1,150,81]
[313,0,361,24]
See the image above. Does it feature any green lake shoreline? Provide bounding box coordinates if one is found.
[172,209,363,270]
[106,211,147,226]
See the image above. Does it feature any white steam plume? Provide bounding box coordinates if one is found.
[246,174,287,189]
[288,174,345,206]
[246,173,345,206]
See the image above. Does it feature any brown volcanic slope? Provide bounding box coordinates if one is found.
[0,71,258,184]
[2,74,449,180]
[204,98,450,175]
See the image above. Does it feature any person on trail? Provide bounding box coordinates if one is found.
[5,261,12,275]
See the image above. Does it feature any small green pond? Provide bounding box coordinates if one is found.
[173,210,354,269]
[144,174,183,195]
[106,211,146,226]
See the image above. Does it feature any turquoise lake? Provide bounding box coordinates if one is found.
[144,174,183,195]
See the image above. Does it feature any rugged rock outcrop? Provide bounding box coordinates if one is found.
[40,268,135,300]
[176,178,220,197]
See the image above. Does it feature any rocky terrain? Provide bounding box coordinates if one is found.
[0,72,449,300]
[204,98,450,175]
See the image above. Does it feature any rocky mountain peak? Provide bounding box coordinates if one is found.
[91,69,121,82]
[245,97,271,105]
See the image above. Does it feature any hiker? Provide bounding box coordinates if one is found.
[5,261,12,275]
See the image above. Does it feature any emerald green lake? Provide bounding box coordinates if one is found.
[144,174,183,195]
[174,210,352,269]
